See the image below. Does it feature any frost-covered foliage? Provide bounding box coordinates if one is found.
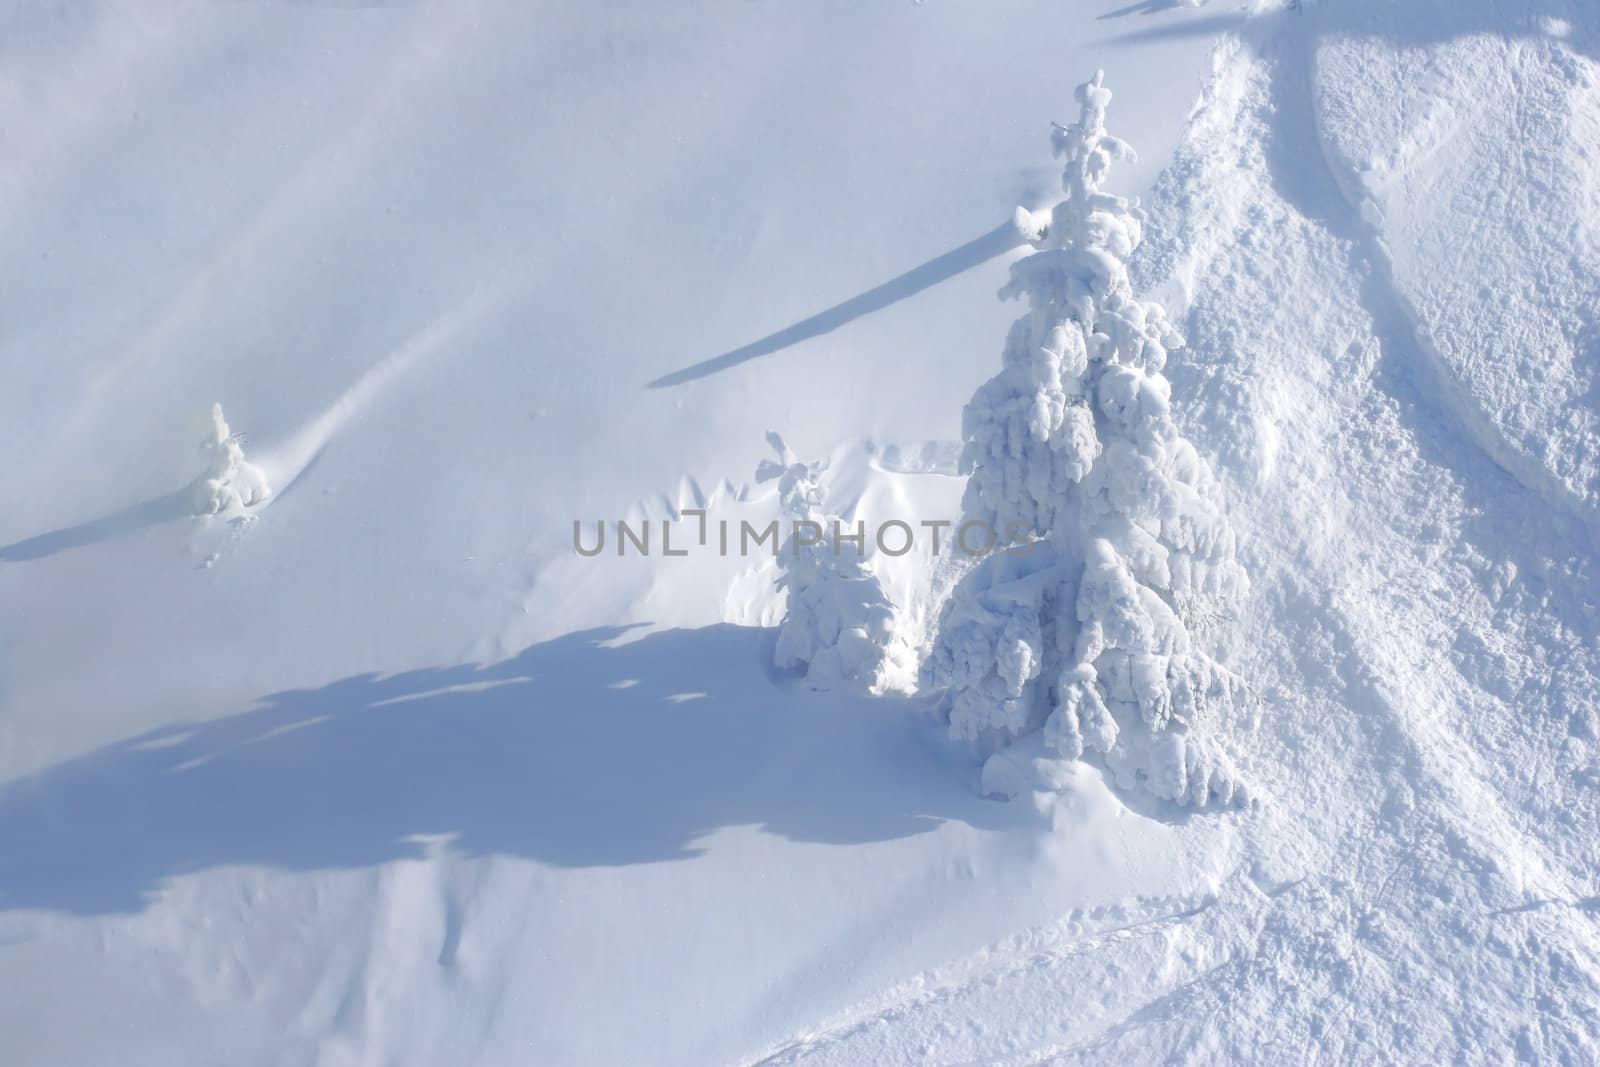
[925,73,1252,807]
[760,432,895,692]
[193,403,270,515]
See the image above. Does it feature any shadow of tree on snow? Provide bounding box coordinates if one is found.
[0,624,1029,916]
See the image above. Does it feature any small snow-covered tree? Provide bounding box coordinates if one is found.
[760,432,895,691]
[193,403,270,515]
[924,73,1252,807]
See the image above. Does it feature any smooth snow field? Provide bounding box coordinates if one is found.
[3,1,1599,1064]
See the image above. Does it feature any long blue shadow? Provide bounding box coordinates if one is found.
[0,490,191,562]
[1105,2,1595,56]
[1098,0,1183,20]
[1104,11,1256,43]
[0,624,1024,916]
[648,222,1023,389]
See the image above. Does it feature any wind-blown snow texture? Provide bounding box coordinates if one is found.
[3,1,1599,1064]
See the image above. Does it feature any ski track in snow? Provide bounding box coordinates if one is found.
[1305,26,1600,540]
[746,894,1225,1066]
[1121,16,1600,1060]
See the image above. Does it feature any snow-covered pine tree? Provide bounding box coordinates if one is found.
[193,402,270,515]
[923,72,1252,807]
[760,432,895,692]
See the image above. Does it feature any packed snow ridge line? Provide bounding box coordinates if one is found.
[923,72,1255,808]
[193,403,270,516]
[760,432,897,692]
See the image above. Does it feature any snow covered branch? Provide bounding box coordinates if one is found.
[925,72,1255,808]
[193,403,270,516]
[761,432,896,692]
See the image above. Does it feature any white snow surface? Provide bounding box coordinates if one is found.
[1313,0,1600,529]
[3,1,1599,1065]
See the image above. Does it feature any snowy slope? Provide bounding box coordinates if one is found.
[757,4,1600,1057]
[1118,11,1600,1056]
[4,0,1600,1064]
[0,0,1219,778]
[0,3,1233,1064]
[1313,0,1600,529]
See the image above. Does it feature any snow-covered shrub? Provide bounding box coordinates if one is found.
[760,432,896,691]
[925,73,1252,807]
[193,403,270,515]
